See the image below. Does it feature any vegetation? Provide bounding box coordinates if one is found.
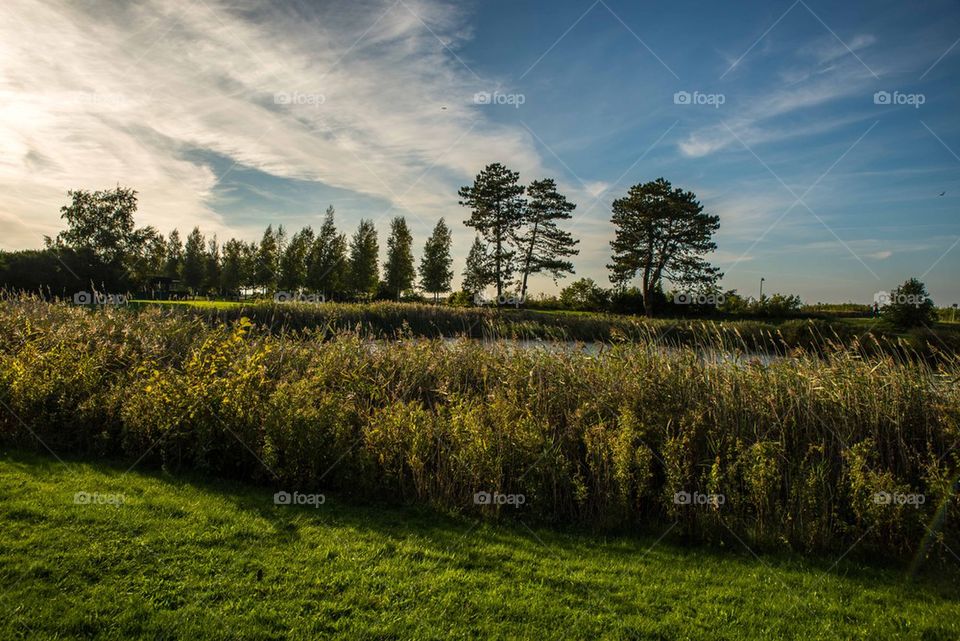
[608,178,722,317]
[347,219,379,299]
[883,277,939,329]
[1,300,958,560]
[418,218,454,302]
[383,216,416,300]
[114,297,960,357]
[3,452,958,640]
[516,178,579,300]
[459,163,580,299]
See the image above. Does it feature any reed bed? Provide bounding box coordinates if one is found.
[1,298,957,557]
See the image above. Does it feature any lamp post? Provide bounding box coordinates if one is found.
[759,277,765,299]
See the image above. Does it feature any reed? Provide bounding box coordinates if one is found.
[1,298,957,556]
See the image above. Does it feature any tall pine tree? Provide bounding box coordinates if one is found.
[458,163,525,297]
[517,178,579,300]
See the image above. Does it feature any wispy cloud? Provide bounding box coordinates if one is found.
[0,0,547,247]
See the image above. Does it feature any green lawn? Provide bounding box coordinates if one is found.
[1,452,957,640]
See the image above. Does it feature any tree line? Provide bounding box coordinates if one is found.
[0,164,731,315]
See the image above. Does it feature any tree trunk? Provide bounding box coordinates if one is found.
[520,221,539,302]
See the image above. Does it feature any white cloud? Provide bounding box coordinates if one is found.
[0,0,548,249]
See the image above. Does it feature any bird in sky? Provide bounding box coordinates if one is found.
[939,191,946,196]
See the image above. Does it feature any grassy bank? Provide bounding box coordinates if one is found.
[1,451,958,640]
[1,300,958,558]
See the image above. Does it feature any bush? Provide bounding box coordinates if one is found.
[882,278,938,329]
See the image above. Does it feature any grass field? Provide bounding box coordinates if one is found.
[1,451,958,641]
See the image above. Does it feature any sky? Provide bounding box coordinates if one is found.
[1,0,958,303]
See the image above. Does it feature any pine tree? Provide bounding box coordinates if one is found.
[608,178,721,317]
[384,216,416,299]
[182,227,206,294]
[517,178,579,300]
[458,163,525,297]
[462,235,492,295]
[348,219,379,299]
[306,206,349,298]
[418,218,453,302]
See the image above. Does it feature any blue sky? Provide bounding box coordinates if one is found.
[1,0,958,303]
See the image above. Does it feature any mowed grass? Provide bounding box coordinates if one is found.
[1,452,958,641]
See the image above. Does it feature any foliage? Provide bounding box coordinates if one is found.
[516,178,579,298]
[418,218,453,302]
[1,300,958,559]
[307,206,349,299]
[383,217,416,300]
[559,278,609,311]
[883,278,938,329]
[608,178,721,317]
[462,235,493,295]
[253,225,280,292]
[348,219,379,299]
[278,227,314,292]
[459,163,525,297]
[181,227,206,293]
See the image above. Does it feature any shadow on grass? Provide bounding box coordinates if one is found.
[3,447,958,602]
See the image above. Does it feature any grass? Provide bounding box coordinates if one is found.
[1,450,958,641]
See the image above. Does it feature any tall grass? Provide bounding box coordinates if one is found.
[119,297,959,358]
[1,298,957,557]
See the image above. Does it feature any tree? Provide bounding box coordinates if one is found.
[129,226,166,287]
[383,216,416,299]
[517,178,579,300]
[608,178,721,317]
[204,236,221,295]
[559,278,609,311]
[47,186,152,289]
[348,219,379,299]
[419,218,453,302]
[164,230,183,279]
[462,235,492,295]
[182,227,206,294]
[882,278,937,329]
[459,163,526,297]
[306,206,349,298]
[50,186,140,266]
[254,225,279,292]
[220,238,246,297]
[278,227,314,292]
